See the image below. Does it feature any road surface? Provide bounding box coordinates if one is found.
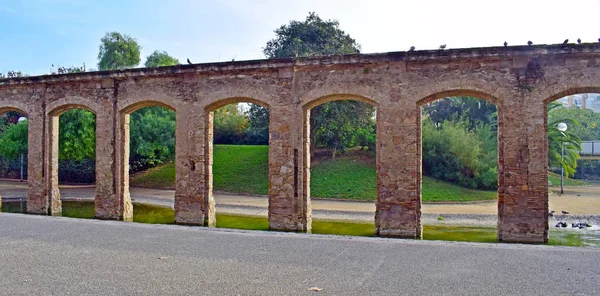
[0,213,599,295]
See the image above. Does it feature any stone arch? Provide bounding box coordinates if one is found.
[46,96,101,116]
[542,86,600,105]
[204,96,270,112]
[416,89,503,107]
[301,85,379,110]
[0,106,28,116]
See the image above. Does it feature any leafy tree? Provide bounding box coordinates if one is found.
[547,106,600,141]
[547,102,582,178]
[144,50,179,67]
[129,106,176,168]
[314,101,375,158]
[264,12,366,157]
[213,104,248,144]
[245,104,269,145]
[97,32,141,71]
[0,120,28,159]
[59,109,96,160]
[263,12,360,58]
[423,97,497,129]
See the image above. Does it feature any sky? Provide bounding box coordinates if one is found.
[1,0,600,76]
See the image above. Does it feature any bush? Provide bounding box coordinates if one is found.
[58,159,95,184]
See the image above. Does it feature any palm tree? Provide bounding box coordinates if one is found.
[547,102,582,178]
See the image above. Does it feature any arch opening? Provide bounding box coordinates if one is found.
[544,91,600,245]
[120,103,177,222]
[419,95,500,241]
[304,94,378,234]
[0,108,29,213]
[207,99,270,227]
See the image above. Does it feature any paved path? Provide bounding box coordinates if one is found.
[0,213,599,295]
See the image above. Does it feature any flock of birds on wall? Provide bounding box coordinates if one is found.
[406,38,600,52]
[183,38,600,64]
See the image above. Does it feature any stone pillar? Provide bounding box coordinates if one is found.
[268,105,304,231]
[375,100,421,238]
[300,108,312,233]
[94,96,125,220]
[115,112,134,221]
[174,107,215,226]
[26,95,49,214]
[497,97,548,243]
[43,114,62,216]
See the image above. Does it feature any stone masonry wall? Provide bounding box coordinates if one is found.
[1,44,599,243]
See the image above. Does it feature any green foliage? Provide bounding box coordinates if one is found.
[422,117,498,189]
[59,109,96,160]
[144,50,179,67]
[130,162,175,188]
[129,106,176,168]
[97,31,141,70]
[213,104,248,144]
[245,104,269,145]
[58,159,95,183]
[263,12,360,58]
[547,102,581,178]
[314,101,376,157]
[423,97,497,128]
[212,145,269,194]
[0,121,28,159]
[547,105,600,141]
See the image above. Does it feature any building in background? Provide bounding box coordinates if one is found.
[557,93,600,112]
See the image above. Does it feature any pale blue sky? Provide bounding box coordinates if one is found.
[2,0,600,76]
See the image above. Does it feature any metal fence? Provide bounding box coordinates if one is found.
[580,141,600,155]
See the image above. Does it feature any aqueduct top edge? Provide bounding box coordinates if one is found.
[2,43,600,86]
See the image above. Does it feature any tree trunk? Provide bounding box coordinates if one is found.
[331,146,337,159]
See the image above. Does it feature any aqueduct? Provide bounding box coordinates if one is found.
[2,44,600,243]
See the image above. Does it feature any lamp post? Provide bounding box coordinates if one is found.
[557,122,567,194]
[17,117,27,182]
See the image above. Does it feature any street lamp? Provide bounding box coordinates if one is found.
[557,122,567,194]
[17,117,27,182]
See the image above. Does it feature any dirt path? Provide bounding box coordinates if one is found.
[2,181,600,215]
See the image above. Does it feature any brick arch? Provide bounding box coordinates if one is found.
[204,97,270,112]
[542,87,600,104]
[416,89,503,107]
[300,85,379,109]
[118,88,179,114]
[47,97,100,116]
[121,100,176,114]
[0,106,28,116]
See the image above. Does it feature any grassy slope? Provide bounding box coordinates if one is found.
[548,172,589,186]
[130,145,501,202]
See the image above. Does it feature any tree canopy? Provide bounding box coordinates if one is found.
[263,12,360,58]
[144,50,179,67]
[97,32,141,70]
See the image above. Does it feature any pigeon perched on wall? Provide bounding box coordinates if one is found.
[504,41,508,47]
[439,44,446,50]
[562,210,569,215]
[563,39,569,44]
[187,58,192,65]
[527,41,533,46]
[577,38,582,44]
[409,46,415,51]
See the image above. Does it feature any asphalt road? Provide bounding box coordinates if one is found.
[0,213,599,295]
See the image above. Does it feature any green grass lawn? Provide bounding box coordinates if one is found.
[129,145,501,202]
[548,172,589,186]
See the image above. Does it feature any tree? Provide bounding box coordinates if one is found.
[97,32,141,71]
[264,12,366,158]
[245,104,269,145]
[59,109,96,160]
[0,121,28,159]
[0,70,24,79]
[213,104,248,144]
[50,64,86,75]
[547,106,600,141]
[144,50,179,67]
[547,102,582,178]
[129,106,176,168]
[263,12,360,58]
